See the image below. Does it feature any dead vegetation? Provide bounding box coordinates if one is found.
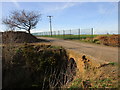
[93,35,120,47]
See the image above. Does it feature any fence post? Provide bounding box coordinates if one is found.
[40,32,41,36]
[58,31,59,36]
[50,31,52,37]
[70,29,71,39]
[78,28,80,39]
[47,32,49,36]
[55,31,56,36]
[91,28,94,42]
[49,32,51,36]
[63,30,65,38]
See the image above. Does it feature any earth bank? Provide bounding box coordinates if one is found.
[2,31,119,89]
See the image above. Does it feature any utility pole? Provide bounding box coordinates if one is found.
[47,16,53,37]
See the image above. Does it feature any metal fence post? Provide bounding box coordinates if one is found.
[40,32,41,36]
[70,29,71,38]
[54,31,56,36]
[47,32,48,36]
[63,30,65,38]
[49,32,51,36]
[51,31,53,37]
[78,29,80,39]
[58,31,59,36]
[91,28,94,42]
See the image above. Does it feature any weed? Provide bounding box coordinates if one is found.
[49,46,63,49]
[69,78,82,89]
[91,78,116,88]
[32,84,39,87]
[93,39,99,43]
[108,62,118,66]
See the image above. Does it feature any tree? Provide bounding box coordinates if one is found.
[2,10,41,34]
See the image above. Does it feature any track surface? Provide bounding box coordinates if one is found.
[38,37,118,63]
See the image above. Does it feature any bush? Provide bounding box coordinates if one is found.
[93,39,99,43]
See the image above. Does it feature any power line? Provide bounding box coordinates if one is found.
[47,16,53,36]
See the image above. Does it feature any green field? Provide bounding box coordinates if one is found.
[35,34,99,40]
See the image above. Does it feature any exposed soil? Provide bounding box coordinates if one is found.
[1,31,46,44]
[93,35,120,47]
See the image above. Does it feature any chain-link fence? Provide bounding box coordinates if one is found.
[33,28,94,40]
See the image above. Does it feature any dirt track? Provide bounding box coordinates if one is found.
[38,37,118,63]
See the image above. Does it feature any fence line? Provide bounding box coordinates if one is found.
[33,28,94,40]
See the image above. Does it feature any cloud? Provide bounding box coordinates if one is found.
[11,0,20,9]
[58,2,77,10]
[42,2,80,14]
[98,3,117,15]
[98,5,107,14]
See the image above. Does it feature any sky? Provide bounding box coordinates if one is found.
[0,1,118,34]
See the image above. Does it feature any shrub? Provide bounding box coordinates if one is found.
[3,44,75,89]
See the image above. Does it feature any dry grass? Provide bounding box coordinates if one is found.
[64,49,118,89]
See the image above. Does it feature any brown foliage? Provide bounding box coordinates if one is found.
[94,35,120,47]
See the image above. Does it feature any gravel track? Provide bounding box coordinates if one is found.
[38,37,118,63]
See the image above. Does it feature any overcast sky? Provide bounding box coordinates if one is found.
[1,1,118,34]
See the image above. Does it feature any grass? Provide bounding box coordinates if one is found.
[108,62,118,66]
[69,77,116,89]
[68,78,82,89]
[93,78,115,88]
[36,34,98,40]
[35,34,113,45]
